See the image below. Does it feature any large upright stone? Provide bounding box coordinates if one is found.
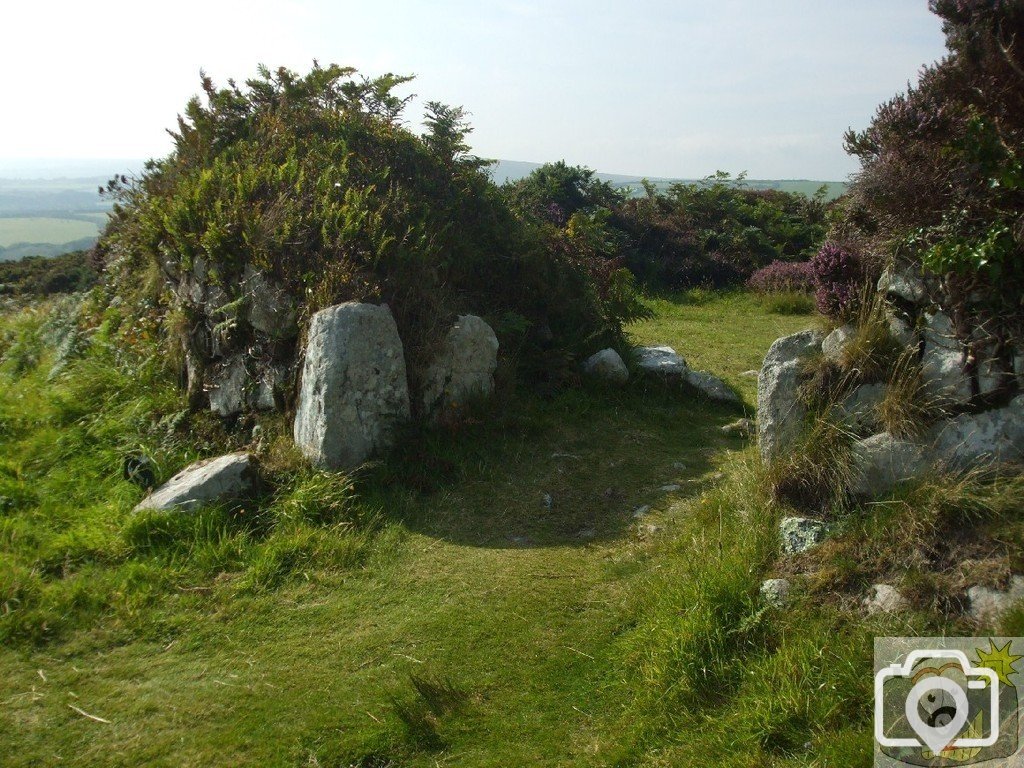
[133,452,257,513]
[293,303,410,470]
[929,395,1024,469]
[421,315,499,415]
[757,329,822,464]
[921,311,971,405]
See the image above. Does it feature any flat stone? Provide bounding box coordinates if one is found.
[684,369,742,405]
[133,452,257,513]
[208,356,248,417]
[779,516,828,555]
[636,345,688,376]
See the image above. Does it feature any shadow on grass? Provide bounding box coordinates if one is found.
[360,379,746,549]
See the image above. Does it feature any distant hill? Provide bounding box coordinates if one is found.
[487,159,848,201]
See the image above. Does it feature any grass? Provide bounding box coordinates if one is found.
[0,217,100,248]
[0,289,1019,767]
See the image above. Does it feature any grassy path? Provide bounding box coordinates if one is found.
[1,292,815,766]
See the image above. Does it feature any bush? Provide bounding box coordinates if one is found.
[96,65,643,396]
[0,251,97,297]
[811,242,864,321]
[746,260,815,294]
[839,0,1024,344]
[613,174,829,288]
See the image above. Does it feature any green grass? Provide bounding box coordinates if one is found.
[0,290,1016,767]
[0,216,100,247]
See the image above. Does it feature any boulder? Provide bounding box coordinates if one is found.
[133,452,258,513]
[929,396,1024,469]
[293,303,411,470]
[887,313,917,348]
[684,369,741,405]
[208,356,248,417]
[967,576,1024,625]
[757,329,823,464]
[760,578,792,608]
[837,383,886,434]
[582,348,629,385]
[421,315,499,416]
[863,583,908,615]
[821,324,854,363]
[921,311,971,405]
[242,266,298,339]
[636,345,688,377]
[877,266,926,304]
[779,516,828,555]
[849,433,929,497]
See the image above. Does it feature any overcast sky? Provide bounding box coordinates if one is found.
[2,0,947,179]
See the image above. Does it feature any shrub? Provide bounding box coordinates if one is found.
[746,260,815,294]
[0,251,97,297]
[812,242,864,321]
[613,173,829,288]
[96,64,643,396]
[839,0,1024,345]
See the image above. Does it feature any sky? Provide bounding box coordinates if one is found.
[1,0,948,180]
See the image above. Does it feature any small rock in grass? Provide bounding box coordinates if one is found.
[577,529,597,541]
[761,578,791,608]
[779,516,828,555]
[635,345,688,377]
[863,584,908,615]
[684,369,742,405]
[659,484,681,493]
[542,493,553,510]
[632,505,651,519]
[720,418,755,438]
[582,348,629,384]
[133,452,257,513]
[967,576,1024,625]
[740,369,759,378]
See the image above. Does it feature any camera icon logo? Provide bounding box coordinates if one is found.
[874,638,1022,766]
[875,650,999,755]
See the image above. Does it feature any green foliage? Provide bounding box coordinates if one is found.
[0,250,97,296]
[841,2,1024,337]
[615,171,829,287]
[96,65,640,384]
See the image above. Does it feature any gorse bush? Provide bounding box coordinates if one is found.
[96,64,644,396]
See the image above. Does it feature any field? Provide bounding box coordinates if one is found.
[0,217,102,248]
[0,291,1012,766]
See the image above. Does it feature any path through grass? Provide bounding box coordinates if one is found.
[0,291,816,766]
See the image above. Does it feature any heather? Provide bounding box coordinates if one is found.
[746,259,815,294]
